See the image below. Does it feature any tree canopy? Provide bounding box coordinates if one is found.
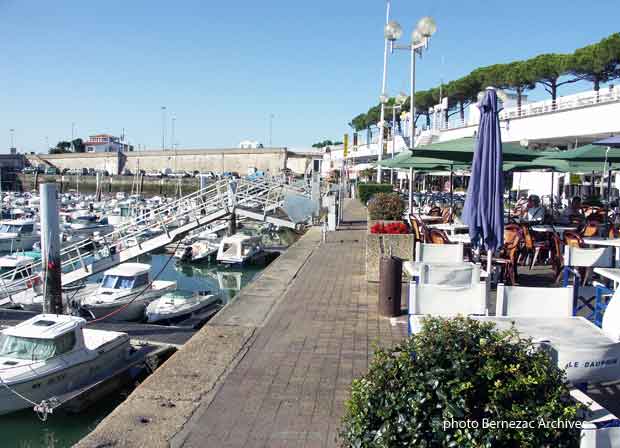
[312,139,343,148]
[350,33,620,131]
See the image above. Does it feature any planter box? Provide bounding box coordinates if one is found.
[366,219,414,282]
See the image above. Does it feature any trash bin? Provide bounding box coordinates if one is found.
[379,255,403,317]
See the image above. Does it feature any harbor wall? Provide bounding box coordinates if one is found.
[74,227,322,448]
[16,174,202,196]
[23,148,311,176]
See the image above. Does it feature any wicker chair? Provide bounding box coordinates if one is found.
[519,224,549,269]
[410,215,429,243]
[482,224,523,285]
[564,230,585,248]
[580,220,600,238]
[440,207,453,224]
[428,206,442,217]
[428,229,451,245]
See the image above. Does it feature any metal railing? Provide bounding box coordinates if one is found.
[0,176,310,293]
[441,88,620,131]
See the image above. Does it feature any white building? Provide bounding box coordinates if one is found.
[239,140,263,149]
[85,134,132,153]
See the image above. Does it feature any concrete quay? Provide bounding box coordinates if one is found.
[75,199,408,448]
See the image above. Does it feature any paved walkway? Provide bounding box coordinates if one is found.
[175,200,408,447]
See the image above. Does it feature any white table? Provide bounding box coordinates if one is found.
[593,267,620,284]
[428,223,469,236]
[414,215,443,223]
[403,261,488,278]
[531,225,578,237]
[447,234,471,245]
[583,237,620,264]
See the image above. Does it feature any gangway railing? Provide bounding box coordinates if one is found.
[0,176,310,292]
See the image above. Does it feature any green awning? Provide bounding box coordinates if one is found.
[504,157,620,173]
[538,145,620,163]
[411,137,540,163]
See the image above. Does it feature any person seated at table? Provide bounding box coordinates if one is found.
[526,195,545,222]
[561,196,584,223]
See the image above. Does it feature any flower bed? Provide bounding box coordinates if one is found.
[366,219,414,282]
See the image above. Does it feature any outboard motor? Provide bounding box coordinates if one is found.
[180,246,193,263]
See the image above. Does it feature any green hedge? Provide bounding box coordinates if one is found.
[357,183,393,204]
[340,317,582,447]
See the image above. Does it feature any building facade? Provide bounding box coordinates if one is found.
[85,134,132,153]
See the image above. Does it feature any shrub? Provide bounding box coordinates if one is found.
[370,222,409,234]
[357,184,393,204]
[367,193,405,221]
[340,317,582,448]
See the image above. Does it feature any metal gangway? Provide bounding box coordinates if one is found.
[0,176,312,292]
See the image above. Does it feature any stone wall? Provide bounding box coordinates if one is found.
[24,148,303,176]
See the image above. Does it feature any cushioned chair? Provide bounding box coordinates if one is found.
[408,273,489,334]
[495,284,573,317]
[414,242,464,264]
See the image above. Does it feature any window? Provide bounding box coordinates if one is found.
[117,276,135,289]
[133,273,149,288]
[0,335,57,361]
[21,224,33,233]
[54,332,76,355]
[101,274,118,289]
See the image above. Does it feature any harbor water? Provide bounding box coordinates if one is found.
[0,254,265,448]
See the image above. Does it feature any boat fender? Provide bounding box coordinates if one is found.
[602,290,620,342]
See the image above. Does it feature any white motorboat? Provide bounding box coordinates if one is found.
[0,253,40,301]
[10,283,99,313]
[175,239,221,263]
[80,263,176,321]
[0,314,131,415]
[146,290,221,323]
[216,234,263,265]
[0,219,40,252]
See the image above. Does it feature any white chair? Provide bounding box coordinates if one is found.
[564,246,614,269]
[495,284,573,318]
[563,246,614,319]
[418,263,480,287]
[408,270,489,334]
[415,242,464,263]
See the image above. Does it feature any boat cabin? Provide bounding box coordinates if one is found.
[0,314,88,362]
[99,263,151,291]
[0,219,37,235]
[217,234,263,264]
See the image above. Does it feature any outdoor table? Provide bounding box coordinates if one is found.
[583,237,620,263]
[531,225,578,238]
[415,215,444,223]
[447,233,471,245]
[403,261,487,279]
[593,267,620,284]
[427,223,469,236]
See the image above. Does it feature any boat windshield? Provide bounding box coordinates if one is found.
[101,273,149,289]
[0,225,20,233]
[0,334,73,361]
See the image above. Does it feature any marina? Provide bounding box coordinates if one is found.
[2,0,620,447]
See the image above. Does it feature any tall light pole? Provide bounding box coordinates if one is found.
[387,15,437,211]
[268,113,274,147]
[161,106,167,151]
[171,114,177,171]
[377,1,401,183]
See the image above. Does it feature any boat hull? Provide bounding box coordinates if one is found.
[0,336,129,415]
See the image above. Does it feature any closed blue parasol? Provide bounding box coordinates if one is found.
[462,88,504,253]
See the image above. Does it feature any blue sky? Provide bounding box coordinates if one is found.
[0,0,618,152]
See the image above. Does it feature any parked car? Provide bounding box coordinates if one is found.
[22,167,36,174]
[168,171,191,178]
[122,169,133,176]
[145,171,162,178]
[45,167,59,175]
[160,168,173,177]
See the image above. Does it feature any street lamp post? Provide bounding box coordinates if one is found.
[388,15,437,211]
[377,1,402,183]
[161,106,167,151]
